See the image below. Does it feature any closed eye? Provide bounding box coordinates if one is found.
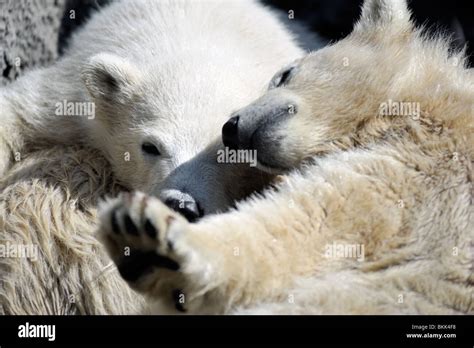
[141,142,161,156]
[269,66,295,89]
[279,69,292,86]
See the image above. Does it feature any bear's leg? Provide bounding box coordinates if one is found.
[98,151,415,314]
[0,61,87,176]
[0,135,12,176]
[0,94,23,176]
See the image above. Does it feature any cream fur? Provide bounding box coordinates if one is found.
[0,146,145,314]
[0,0,305,214]
[0,0,308,314]
[99,0,473,314]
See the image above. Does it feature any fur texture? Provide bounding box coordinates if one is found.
[99,0,473,314]
[0,0,307,215]
[0,0,312,314]
[0,146,145,314]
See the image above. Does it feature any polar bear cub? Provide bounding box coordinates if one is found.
[99,0,473,314]
[0,0,306,216]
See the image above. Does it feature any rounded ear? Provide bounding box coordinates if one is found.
[353,0,412,39]
[81,53,142,104]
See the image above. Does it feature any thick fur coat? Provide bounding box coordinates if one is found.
[1,0,472,315]
[0,0,307,314]
[99,0,473,314]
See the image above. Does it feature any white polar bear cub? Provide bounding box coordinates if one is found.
[0,0,306,216]
[100,0,473,315]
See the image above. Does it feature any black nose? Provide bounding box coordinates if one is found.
[222,115,240,150]
[164,197,203,222]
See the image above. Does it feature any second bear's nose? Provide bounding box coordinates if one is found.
[222,115,239,150]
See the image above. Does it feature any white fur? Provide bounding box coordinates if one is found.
[99,0,473,315]
[0,0,307,213]
[0,0,315,314]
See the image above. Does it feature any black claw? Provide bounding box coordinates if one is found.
[117,250,180,283]
[172,289,187,313]
[123,213,139,235]
[111,210,120,234]
[144,219,158,239]
[118,251,154,282]
[155,254,180,271]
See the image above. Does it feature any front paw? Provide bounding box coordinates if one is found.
[98,192,218,313]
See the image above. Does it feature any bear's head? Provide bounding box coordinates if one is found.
[81,53,272,219]
[223,0,470,173]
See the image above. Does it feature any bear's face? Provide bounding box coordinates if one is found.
[223,0,433,173]
[82,53,272,217]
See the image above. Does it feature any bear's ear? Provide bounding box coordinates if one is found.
[81,53,142,104]
[354,0,412,37]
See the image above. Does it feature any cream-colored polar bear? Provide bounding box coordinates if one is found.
[0,0,309,218]
[0,0,321,314]
[99,0,473,314]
